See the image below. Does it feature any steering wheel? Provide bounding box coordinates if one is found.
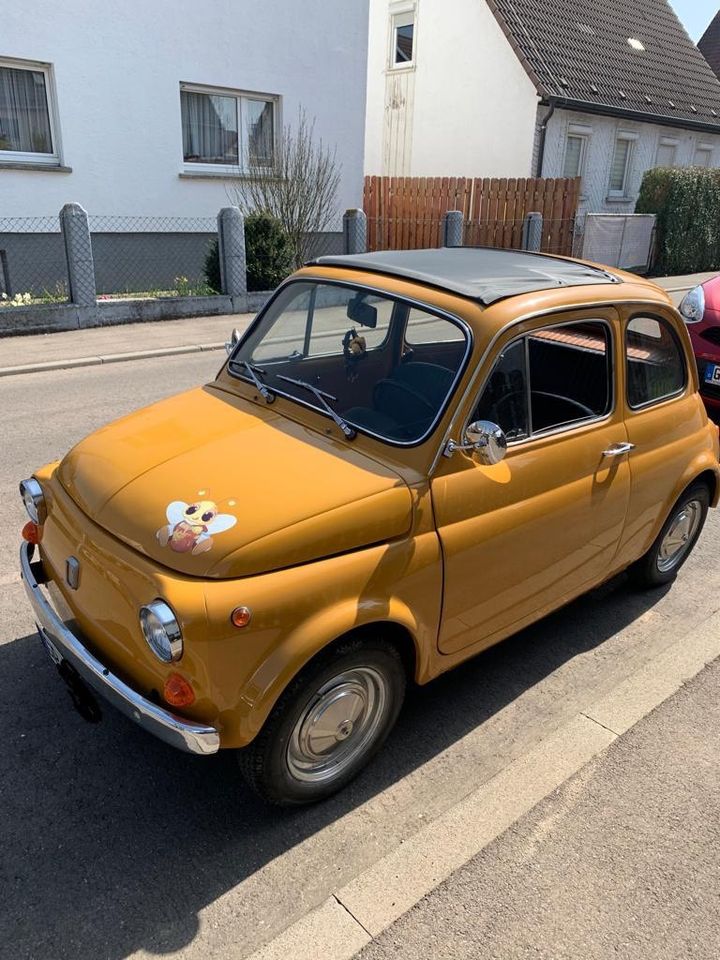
[489,390,596,427]
[374,378,437,421]
[532,391,596,419]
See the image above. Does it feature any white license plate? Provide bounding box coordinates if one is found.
[39,627,64,666]
[704,363,720,385]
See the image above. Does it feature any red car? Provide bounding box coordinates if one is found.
[680,278,720,415]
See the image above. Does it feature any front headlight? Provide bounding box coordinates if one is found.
[19,478,46,524]
[139,600,183,663]
[679,285,705,323]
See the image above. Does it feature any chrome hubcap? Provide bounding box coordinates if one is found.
[657,500,702,573]
[287,666,389,783]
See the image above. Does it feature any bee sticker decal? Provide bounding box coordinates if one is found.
[157,495,237,556]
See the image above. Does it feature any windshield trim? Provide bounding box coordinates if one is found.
[226,276,474,448]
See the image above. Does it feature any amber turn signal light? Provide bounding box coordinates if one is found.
[163,673,195,708]
[21,521,42,544]
[231,606,252,628]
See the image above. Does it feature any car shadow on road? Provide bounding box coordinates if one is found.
[0,573,670,960]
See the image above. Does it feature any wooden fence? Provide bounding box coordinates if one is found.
[363,176,582,255]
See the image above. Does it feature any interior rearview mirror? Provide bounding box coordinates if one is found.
[465,420,508,465]
[347,295,378,329]
[225,328,242,356]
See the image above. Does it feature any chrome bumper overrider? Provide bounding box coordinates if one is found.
[20,542,220,756]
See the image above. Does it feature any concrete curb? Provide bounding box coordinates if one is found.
[0,341,225,378]
[246,611,720,960]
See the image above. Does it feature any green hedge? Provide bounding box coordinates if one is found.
[204,211,293,293]
[636,166,720,275]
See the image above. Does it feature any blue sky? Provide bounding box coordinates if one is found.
[669,0,717,41]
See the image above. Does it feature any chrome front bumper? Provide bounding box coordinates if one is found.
[20,542,220,755]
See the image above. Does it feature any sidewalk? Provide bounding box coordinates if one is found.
[357,655,720,960]
[0,311,252,377]
[0,271,712,378]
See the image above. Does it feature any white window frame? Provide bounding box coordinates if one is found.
[389,2,416,70]
[655,136,678,168]
[563,123,591,181]
[0,56,61,166]
[608,130,638,198]
[180,82,280,175]
[693,141,714,167]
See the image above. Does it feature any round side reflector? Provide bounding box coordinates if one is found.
[22,521,42,544]
[231,606,252,628]
[163,673,195,708]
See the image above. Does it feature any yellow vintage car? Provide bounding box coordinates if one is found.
[20,247,720,804]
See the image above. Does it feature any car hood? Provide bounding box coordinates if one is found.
[57,384,413,578]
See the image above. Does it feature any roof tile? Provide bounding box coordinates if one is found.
[487,0,720,130]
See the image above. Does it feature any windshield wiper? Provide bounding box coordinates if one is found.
[277,375,357,440]
[230,359,275,404]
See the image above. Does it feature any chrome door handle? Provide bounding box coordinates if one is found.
[602,442,635,457]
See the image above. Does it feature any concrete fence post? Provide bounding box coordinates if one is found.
[60,203,96,305]
[442,210,464,248]
[217,207,247,299]
[521,212,543,253]
[343,208,367,255]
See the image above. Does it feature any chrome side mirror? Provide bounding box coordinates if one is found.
[445,420,507,464]
[225,328,241,356]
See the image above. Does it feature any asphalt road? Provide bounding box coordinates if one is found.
[1,353,719,960]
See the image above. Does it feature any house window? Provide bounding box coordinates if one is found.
[390,10,415,68]
[0,58,59,165]
[563,135,586,178]
[608,133,636,196]
[563,125,591,180]
[180,84,277,170]
[655,137,678,168]
[693,143,713,167]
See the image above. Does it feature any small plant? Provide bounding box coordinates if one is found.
[203,212,293,292]
[203,242,222,293]
[175,275,191,296]
[0,291,32,307]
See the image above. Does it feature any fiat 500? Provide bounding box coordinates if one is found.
[20,247,719,805]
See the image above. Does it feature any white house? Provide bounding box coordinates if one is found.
[0,0,369,220]
[366,0,720,217]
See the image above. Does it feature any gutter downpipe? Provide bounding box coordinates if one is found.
[535,98,558,177]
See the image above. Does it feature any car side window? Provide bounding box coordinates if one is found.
[471,339,529,440]
[626,316,687,408]
[527,322,611,431]
[472,320,612,440]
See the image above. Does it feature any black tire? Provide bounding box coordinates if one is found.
[237,635,406,806]
[630,481,710,589]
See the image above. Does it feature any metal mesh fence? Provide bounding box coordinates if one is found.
[0,215,68,304]
[89,215,218,298]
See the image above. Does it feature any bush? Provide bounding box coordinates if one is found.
[636,166,720,275]
[203,212,294,293]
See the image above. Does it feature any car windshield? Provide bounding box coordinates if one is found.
[228,280,469,444]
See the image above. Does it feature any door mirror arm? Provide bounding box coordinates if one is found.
[444,420,508,465]
[225,328,242,356]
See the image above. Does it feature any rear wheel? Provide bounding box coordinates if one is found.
[238,636,406,806]
[630,481,709,588]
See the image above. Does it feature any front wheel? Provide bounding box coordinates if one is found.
[630,481,710,588]
[237,636,406,806]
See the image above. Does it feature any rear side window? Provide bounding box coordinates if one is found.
[626,316,687,408]
[472,320,612,439]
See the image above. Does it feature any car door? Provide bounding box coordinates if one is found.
[614,309,705,568]
[432,310,632,656]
